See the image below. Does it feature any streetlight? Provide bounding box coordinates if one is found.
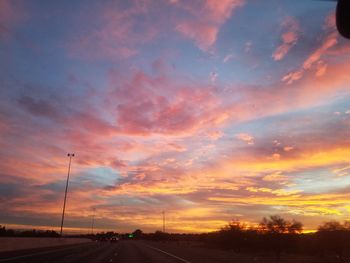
[60,153,74,236]
[91,208,96,235]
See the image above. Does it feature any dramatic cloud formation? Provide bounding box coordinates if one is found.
[108,71,226,135]
[1,0,350,233]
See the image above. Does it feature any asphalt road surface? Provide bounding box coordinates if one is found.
[0,240,330,263]
[0,241,191,263]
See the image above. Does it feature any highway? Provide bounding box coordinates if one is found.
[0,240,326,263]
[0,241,191,263]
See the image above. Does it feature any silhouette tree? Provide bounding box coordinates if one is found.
[317,221,350,262]
[132,229,143,239]
[219,221,247,252]
[259,215,303,234]
[259,215,303,260]
[0,225,6,236]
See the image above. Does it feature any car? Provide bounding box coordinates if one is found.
[110,237,119,243]
[99,237,109,242]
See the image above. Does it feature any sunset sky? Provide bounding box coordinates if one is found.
[1,0,350,233]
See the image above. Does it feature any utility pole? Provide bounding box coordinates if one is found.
[91,208,96,235]
[60,153,74,236]
[162,211,165,233]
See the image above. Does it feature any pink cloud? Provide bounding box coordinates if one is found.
[67,1,158,59]
[207,130,224,140]
[272,17,300,61]
[210,71,218,83]
[223,55,350,128]
[167,143,187,152]
[108,71,227,135]
[0,0,17,24]
[101,45,350,135]
[223,53,234,63]
[281,14,339,84]
[175,0,244,51]
[281,70,303,84]
[67,0,244,57]
[110,159,127,170]
[303,32,338,70]
[206,0,243,21]
[235,133,254,145]
[315,61,328,77]
[0,0,26,39]
[324,12,336,30]
[176,22,218,51]
[282,32,338,84]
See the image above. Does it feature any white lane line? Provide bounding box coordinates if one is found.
[145,244,191,263]
[0,243,92,262]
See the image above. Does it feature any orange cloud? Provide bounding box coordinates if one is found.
[263,172,289,183]
[209,193,350,216]
[283,146,294,152]
[232,147,350,174]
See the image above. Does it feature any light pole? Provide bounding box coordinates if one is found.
[60,153,74,236]
[162,211,165,233]
[91,208,96,235]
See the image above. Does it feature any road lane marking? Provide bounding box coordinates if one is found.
[145,244,191,263]
[0,243,92,262]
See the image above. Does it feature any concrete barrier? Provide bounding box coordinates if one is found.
[0,237,91,252]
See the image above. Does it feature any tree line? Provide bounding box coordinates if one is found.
[0,225,59,237]
[138,216,350,262]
